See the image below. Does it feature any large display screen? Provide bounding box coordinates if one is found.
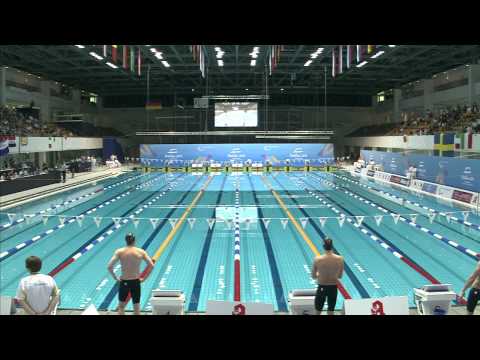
[214,102,258,127]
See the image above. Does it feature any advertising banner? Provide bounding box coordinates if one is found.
[344,296,409,315]
[206,301,275,315]
[361,150,480,192]
[141,143,334,167]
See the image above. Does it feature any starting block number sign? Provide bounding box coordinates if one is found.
[206,301,274,315]
[344,296,409,315]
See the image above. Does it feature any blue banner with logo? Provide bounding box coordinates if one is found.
[140,143,334,166]
[361,150,480,192]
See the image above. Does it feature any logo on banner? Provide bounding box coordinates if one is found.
[374,215,383,226]
[206,218,216,230]
[318,217,327,228]
[371,300,386,315]
[7,213,16,223]
[280,219,289,229]
[300,218,309,229]
[169,218,178,229]
[232,303,246,315]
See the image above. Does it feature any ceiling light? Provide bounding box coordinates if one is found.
[106,62,118,69]
[356,61,368,68]
[192,89,195,92]
[161,61,170,68]
[250,59,256,66]
[388,45,396,48]
[371,51,385,59]
[280,88,284,91]
[154,53,163,60]
[311,53,318,59]
[245,88,249,91]
[89,52,103,60]
[214,47,221,52]
[216,52,224,59]
[74,45,85,49]
[304,60,313,67]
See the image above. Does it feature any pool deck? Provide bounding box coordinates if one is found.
[11,306,479,315]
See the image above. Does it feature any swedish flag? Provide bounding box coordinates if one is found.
[434,133,455,157]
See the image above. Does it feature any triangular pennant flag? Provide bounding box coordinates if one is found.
[355,216,365,227]
[59,215,66,226]
[7,213,16,223]
[76,215,84,227]
[93,216,102,228]
[262,218,271,230]
[206,218,216,230]
[410,214,418,224]
[300,218,309,229]
[225,218,233,230]
[25,214,33,224]
[132,217,140,229]
[318,217,327,228]
[337,215,346,228]
[149,218,159,229]
[187,218,196,230]
[427,212,436,224]
[462,211,470,222]
[392,213,400,224]
[445,213,451,223]
[42,215,49,225]
[374,215,383,226]
[281,218,289,229]
[169,218,178,229]
[112,217,121,226]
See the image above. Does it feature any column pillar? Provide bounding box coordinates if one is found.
[40,80,51,123]
[72,89,81,113]
[393,89,401,123]
[0,66,6,106]
[467,64,480,106]
[423,79,434,113]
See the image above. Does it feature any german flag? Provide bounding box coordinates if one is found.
[145,101,162,111]
[434,132,455,157]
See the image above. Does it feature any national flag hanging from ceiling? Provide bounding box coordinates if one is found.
[356,45,361,62]
[137,48,141,76]
[130,47,135,73]
[112,45,118,63]
[332,47,336,77]
[346,45,352,69]
[103,45,107,57]
[123,46,128,69]
[338,45,343,74]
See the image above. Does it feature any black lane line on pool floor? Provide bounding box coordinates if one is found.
[325,172,480,244]
[98,175,206,311]
[247,174,288,312]
[0,172,160,244]
[188,175,227,311]
[301,176,469,300]
[271,175,370,300]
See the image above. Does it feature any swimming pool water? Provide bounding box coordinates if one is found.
[1,170,478,312]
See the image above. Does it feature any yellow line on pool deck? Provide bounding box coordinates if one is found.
[152,176,213,261]
[261,176,321,257]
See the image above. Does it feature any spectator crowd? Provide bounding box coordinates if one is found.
[0,105,74,137]
[392,103,480,136]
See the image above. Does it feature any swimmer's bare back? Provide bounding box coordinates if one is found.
[113,247,151,281]
[312,254,344,286]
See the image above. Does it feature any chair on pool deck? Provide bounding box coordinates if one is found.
[0,296,16,315]
[288,289,317,315]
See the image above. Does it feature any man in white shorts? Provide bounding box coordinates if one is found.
[16,256,60,315]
